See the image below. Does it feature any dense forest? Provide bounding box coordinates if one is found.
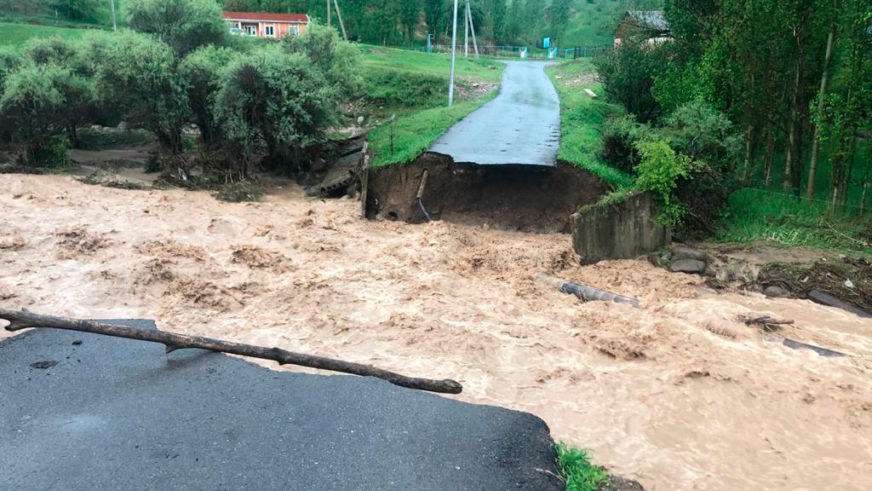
[0,0,663,47]
[593,0,871,233]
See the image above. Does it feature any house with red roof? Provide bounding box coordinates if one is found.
[223,11,310,39]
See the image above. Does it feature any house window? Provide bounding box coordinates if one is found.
[245,25,257,36]
[265,25,275,37]
[291,25,300,35]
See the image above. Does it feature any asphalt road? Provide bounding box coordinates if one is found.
[0,320,562,490]
[430,61,561,166]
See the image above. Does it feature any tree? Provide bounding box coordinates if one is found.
[282,20,361,96]
[125,0,227,56]
[215,46,337,174]
[94,31,189,153]
[594,39,670,123]
[179,45,237,146]
[0,63,76,166]
[46,0,100,22]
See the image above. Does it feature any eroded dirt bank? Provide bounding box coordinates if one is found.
[366,153,607,232]
[2,174,871,490]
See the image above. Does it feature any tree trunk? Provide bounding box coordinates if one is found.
[763,128,776,187]
[807,0,839,201]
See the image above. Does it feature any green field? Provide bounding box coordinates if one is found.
[546,59,633,188]
[359,45,503,84]
[0,22,92,46]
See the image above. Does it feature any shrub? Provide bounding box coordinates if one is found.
[125,0,226,56]
[282,21,361,97]
[661,98,738,168]
[593,39,671,123]
[600,114,650,173]
[94,30,189,153]
[0,63,75,166]
[634,138,701,226]
[179,45,237,145]
[215,46,336,174]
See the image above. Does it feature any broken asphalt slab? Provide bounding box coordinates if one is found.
[430,61,560,166]
[0,320,562,490]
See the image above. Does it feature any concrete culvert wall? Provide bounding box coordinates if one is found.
[365,153,607,233]
[571,192,670,264]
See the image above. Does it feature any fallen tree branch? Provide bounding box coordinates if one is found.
[536,275,641,308]
[0,308,462,394]
[739,315,795,332]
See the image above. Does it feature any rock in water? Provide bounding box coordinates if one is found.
[670,259,706,274]
[670,245,707,262]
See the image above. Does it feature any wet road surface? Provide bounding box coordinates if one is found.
[430,61,560,166]
[0,320,561,490]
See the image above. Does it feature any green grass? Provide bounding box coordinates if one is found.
[0,22,92,46]
[361,45,505,167]
[359,44,503,84]
[369,93,497,167]
[717,188,872,255]
[556,443,609,491]
[547,59,634,188]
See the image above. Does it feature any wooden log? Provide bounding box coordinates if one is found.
[0,308,462,394]
[536,274,641,308]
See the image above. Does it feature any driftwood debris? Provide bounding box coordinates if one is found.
[536,274,641,308]
[0,309,462,394]
[739,315,795,332]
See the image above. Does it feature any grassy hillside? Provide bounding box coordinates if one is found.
[0,22,91,46]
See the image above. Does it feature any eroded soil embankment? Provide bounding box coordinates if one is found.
[365,153,607,233]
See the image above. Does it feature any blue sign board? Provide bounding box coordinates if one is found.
[543,37,551,48]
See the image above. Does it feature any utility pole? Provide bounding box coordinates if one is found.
[448,0,459,106]
[464,0,469,57]
[327,0,331,27]
[333,0,348,41]
[109,0,117,32]
[467,1,478,58]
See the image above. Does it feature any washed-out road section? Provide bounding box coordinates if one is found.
[430,61,560,166]
[0,320,561,490]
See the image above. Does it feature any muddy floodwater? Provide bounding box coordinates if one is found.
[2,175,871,490]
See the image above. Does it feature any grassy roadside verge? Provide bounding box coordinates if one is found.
[362,47,505,167]
[546,59,633,189]
[369,92,497,167]
[555,443,609,491]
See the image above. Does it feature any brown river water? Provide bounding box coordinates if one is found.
[2,174,871,489]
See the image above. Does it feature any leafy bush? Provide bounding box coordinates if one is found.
[94,30,189,153]
[125,0,226,56]
[0,62,75,166]
[214,46,337,174]
[600,114,650,173]
[593,39,671,123]
[634,138,701,226]
[555,443,609,491]
[660,98,738,168]
[282,21,361,97]
[179,45,237,145]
